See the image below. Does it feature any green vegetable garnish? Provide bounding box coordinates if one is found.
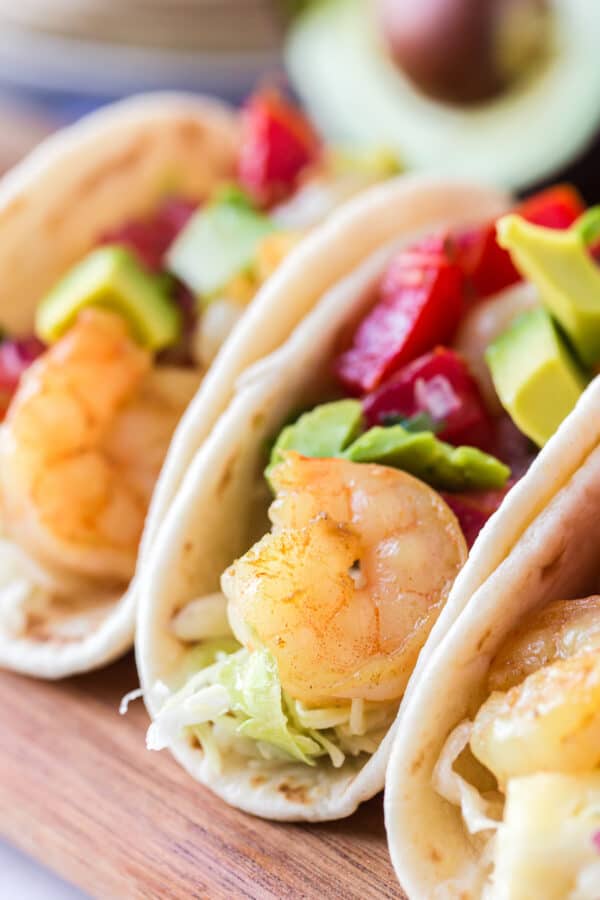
[266,399,363,486]
[175,637,242,687]
[36,246,181,350]
[217,649,321,764]
[167,190,276,300]
[149,643,396,770]
[486,307,587,447]
[497,208,600,366]
[266,399,509,492]
[344,426,509,491]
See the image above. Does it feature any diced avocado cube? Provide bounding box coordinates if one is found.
[433,445,510,492]
[346,426,436,469]
[497,211,600,366]
[35,246,181,350]
[486,308,587,447]
[345,426,509,491]
[266,400,364,486]
[167,193,276,300]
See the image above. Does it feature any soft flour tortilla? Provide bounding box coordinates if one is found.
[0,92,242,678]
[134,179,543,822]
[0,113,504,680]
[385,378,600,898]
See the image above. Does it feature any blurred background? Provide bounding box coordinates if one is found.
[0,0,286,170]
[0,0,599,191]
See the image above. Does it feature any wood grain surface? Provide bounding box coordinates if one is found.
[0,654,406,899]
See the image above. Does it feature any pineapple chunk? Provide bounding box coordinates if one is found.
[488,772,600,900]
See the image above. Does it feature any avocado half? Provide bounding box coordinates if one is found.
[286,0,600,191]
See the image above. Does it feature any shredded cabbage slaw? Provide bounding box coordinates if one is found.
[147,641,396,771]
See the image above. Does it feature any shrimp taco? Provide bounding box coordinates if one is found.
[384,390,600,899]
[0,88,399,679]
[137,176,600,821]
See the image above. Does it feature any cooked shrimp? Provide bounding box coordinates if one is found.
[488,596,600,692]
[0,309,199,584]
[222,453,467,705]
[471,651,600,789]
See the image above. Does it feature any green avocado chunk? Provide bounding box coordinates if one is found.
[266,398,508,492]
[344,426,510,491]
[266,399,364,486]
[486,308,587,447]
[497,209,600,366]
[166,189,276,299]
[35,246,181,350]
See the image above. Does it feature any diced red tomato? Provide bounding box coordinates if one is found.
[98,196,197,271]
[334,235,464,394]
[517,184,584,230]
[442,487,510,548]
[363,347,494,450]
[490,415,537,480]
[443,415,536,545]
[237,88,321,207]
[456,185,585,300]
[455,224,520,299]
[0,336,45,417]
[157,283,197,367]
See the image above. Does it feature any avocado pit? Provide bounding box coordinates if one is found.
[377,0,553,106]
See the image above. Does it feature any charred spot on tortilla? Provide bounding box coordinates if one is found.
[410,750,425,774]
[428,846,443,864]
[475,627,493,654]
[277,781,310,804]
[66,142,149,212]
[174,120,210,147]
[27,617,78,644]
[216,453,238,496]
[25,613,51,642]
[0,193,27,228]
[250,774,268,788]
[188,733,202,751]
[348,558,367,590]
[540,544,566,580]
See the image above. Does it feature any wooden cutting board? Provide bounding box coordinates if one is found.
[0,654,405,899]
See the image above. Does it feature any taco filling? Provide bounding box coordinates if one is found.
[434,595,600,898]
[148,186,600,776]
[0,88,397,647]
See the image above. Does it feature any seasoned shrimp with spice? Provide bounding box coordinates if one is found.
[471,597,600,789]
[0,309,198,585]
[223,452,467,706]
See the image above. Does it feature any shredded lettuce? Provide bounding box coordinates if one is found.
[433,721,503,834]
[218,649,322,764]
[180,637,241,678]
[147,644,396,770]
